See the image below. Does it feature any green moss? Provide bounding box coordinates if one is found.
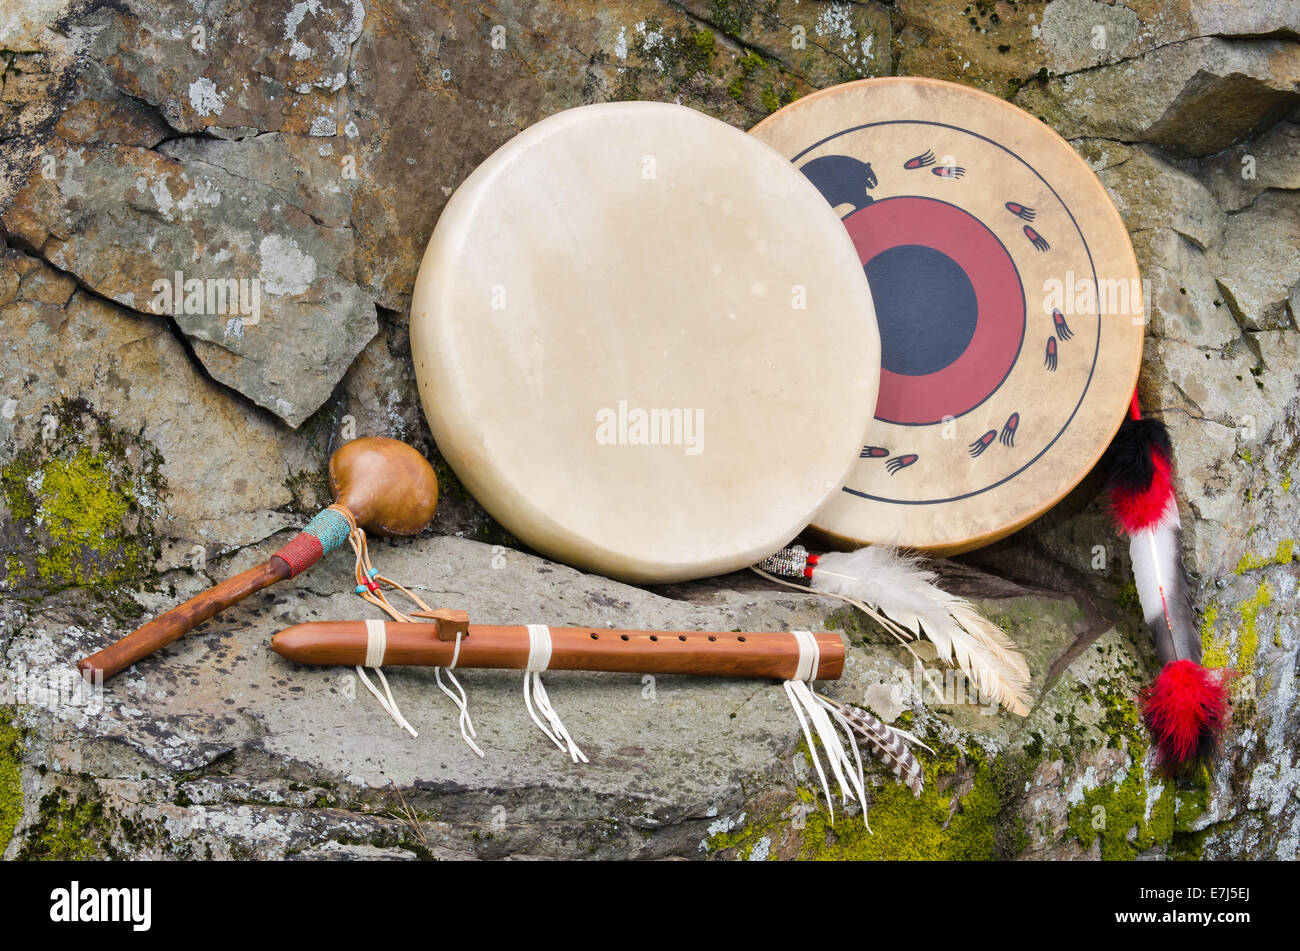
[701,809,780,860]
[1115,581,1140,614]
[17,785,111,860]
[284,468,331,514]
[1069,763,1211,861]
[1201,586,1270,713]
[727,50,767,101]
[0,707,23,855]
[1066,683,1211,860]
[702,740,1006,861]
[710,0,759,36]
[1094,680,1145,750]
[5,552,25,587]
[691,29,716,59]
[1010,815,1030,854]
[1,397,163,597]
[1023,731,1044,759]
[823,605,875,639]
[626,20,718,93]
[1168,778,1212,860]
[1068,768,1144,859]
[759,82,798,114]
[0,463,36,520]
[799,746,1000,860]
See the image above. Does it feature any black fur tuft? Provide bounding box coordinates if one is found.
[1103,418,1171,493]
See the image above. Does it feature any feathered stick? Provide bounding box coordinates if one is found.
[756,545,1032,716]
[1104,392,1229,772]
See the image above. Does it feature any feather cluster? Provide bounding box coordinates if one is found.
[819,696,925,797]
[1104,418,1198,665]
[1142,659,1228,772]
[1103,415,1229,770]
[1105,417,1173,531]
[808,547,1033,716]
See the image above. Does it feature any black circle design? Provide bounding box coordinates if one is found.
[865,244,978,377]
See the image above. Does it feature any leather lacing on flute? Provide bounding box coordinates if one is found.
[784,630,868,827]
[340,507,484,757]
[524,625,588,764]
[357,619,418,738]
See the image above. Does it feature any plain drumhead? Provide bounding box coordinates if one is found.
[751,78,1144,555]
[411,102,880,583]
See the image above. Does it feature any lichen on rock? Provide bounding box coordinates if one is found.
[0,707,23,856]
[1,397,164,600]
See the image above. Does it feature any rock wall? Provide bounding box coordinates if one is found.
[0,0,1296,860]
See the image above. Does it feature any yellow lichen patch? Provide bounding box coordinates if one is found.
[0,707,22,856]
[1200,603,1231,669]
[33,448,133,585]
[1235,583,1271,678]
[1201,584,1272,683]
[1234,539,1295,575]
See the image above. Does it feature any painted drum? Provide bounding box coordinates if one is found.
[751,77,1144,555]
[410,102,880,583]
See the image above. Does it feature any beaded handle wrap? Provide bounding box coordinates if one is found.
[756,545,819,579]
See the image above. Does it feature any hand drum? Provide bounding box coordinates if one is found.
[751,78,1144,555]
[410,102,881,583]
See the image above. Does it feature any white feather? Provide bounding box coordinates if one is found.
[1129,500,1198,664]
[810,547,1032,716]
[1131,503,1176,626]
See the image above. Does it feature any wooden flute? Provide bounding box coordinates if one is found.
[271,612,844,681]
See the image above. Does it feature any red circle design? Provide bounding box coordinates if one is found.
[844,196,1025,425]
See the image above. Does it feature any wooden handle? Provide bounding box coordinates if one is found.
[272,622,844,681]
[78,559,291,681]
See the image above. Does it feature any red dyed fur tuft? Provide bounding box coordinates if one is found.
[1142,659,1229,769]
[1112,451,1175,533]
